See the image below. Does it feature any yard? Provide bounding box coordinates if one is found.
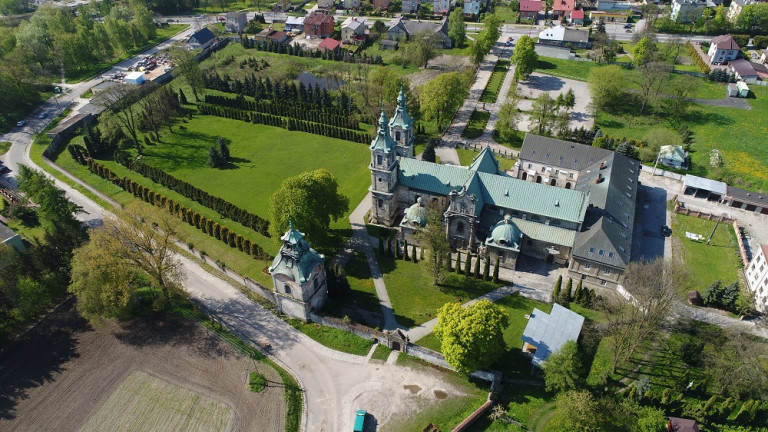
[461,110,491,139]
[670,212,742,293]
[480,60,511,103]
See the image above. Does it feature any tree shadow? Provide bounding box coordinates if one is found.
[0,298,85,420]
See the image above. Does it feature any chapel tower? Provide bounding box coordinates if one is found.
[388,85,415,158]
[369,105,399,225]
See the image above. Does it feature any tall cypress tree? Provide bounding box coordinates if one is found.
[553,275,562,301]
[473,254,481,279]
[455,251,462,274]
[464,253,472,276]
[493,257,500,283]
[483,256,491,281]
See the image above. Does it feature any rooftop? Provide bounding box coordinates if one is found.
[0,223,18,243]
[520,0,544,12]
[684,175,727,195]
[522,303,584,366]
[711,34,740,50]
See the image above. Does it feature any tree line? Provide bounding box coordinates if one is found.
[84,159,272,261]
[241,36,383,65]
[197,103,373,144]
[203,94,359,130]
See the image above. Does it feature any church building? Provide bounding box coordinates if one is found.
[369,94,640,288]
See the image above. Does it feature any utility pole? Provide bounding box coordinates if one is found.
[707,215,723,244]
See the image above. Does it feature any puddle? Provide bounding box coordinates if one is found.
[403,384,421,394]
[433,390,448,400]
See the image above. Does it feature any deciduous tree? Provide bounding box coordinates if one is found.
[587,65,625,113]
[171,47,205,102]
[417,207,451,285]
[405,31,439,69]
[448,8,466,47]
[420,72,469,131]
[542,340,583,393]
[512,35,538,81]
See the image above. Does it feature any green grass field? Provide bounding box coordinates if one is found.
[81,371,233,432]
[671,213,742,292]
[455,147,516,171]
[461,110,491,139]
[480,60,511,103]
[370,343,392,361]
[0,141,11,155]
[286,319,374,356]
[339,252,381,316]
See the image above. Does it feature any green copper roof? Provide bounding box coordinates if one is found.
[268,223,325,283]
[468,146,499,174]
[389,86,413,130]
[370,105,397,153]
[402,197,428,227]
[486,214,521,250]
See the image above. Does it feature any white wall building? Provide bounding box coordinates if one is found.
[670,0,707,23]
[708,34,741,65]
[746,244,768,312]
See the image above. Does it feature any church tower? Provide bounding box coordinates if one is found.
[268,222,328,322]
[369,105,399,226]
[388,85,415,158]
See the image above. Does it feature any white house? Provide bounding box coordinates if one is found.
[341,17,366,43]
[344,0,360,9]
[538,25,590,48]
[746,244,768,312]
[658,145,688,169]
[670,0,707,23]
[124,71,146,85]
[728,0,754,22]
[317,0,335,8]
[225,12,248,33]
[433,0,451,14]
[464,0,484,15]
[708,34,741,64]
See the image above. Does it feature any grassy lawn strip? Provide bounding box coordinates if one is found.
[370,343,392,361]
[0,141,11,156]
[380,254,503,327]
[455,147,516,171]
[249,371,267,392]
[341,252,382,315]
[670,212,741,294]
[480,60,511,103]
[286,318,374,356]
[263,358,302,432]
[461,110,491,139]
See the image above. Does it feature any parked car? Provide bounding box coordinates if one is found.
[197,14,205,19]
[353,410,366,432]
[16,120,25,127]
[623,23,633,28]
[626,29,633,32]
[217,16,226,21]
[38,112,47,119]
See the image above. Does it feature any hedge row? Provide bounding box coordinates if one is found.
[85,159,272,260]
[197,104,372,144]
[687,41,710,74]
[111,152,270,237]
[204,94,358,130]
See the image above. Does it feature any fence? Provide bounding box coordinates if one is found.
[732,220,750,266]
[309,312,384,342]
[640,164,685,181]
[452,399,493,432]
[674,202,735,224]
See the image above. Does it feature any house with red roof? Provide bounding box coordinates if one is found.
[304,11,335,38]
[570,9,585,25]
[520,0,543,21]
[318,37,341,51]
[553,0,575,21]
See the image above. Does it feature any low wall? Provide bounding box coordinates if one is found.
[674,202,735,224]
[451,400,493,432]
[406,344,497,382]
[733,220,750,266]
[308,312,384,342]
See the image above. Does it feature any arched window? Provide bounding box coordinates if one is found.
[396,131,401,141]
[284,284,291,294]
[550,179,557,186]
[522,172,528,181]
[378,199,383,208]
[565,182,572,189]
[536,176,542,184]
[457,222,465,234]
[377,155,382,165]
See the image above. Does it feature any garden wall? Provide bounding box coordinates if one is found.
[732,220,750,267]
[674,202,735,224]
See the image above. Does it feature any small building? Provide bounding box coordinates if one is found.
[387,16,452,48]
[318,37,341,51]
[225,11,248,33]
[463,0,486,16]
[589,10,629,22]
[267,30,289,43]
[285,16,306,32]
[552,0,575,21]
[671,0,707,23]
[683,175,727,201]
[726,81,749,97]
[304,11,335,38]
[402,0,420,13]
[722,185,768,214]
[316,0,335,8]
[658,145,688,169]
[0,223,26,252]
[268,222,328,322]
[570,9,585,25]
[341,17,367,44]
[519,0,543,21]
[729,59,760,83]
[373,0,391,9]
[538,25,590,49]
[667,417,700,432]
[746,244,768,312]
[433,0,451,14]
[344,0,360,9]
[379,39,399,50]
[708,34,740,65]
[521,304,584,367]
[124,71,146,85]
[187,27,216,50]
[484,214,522,270]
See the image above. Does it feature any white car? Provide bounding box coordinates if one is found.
[39,112,47,119]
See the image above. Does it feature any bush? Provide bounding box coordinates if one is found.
[249,371,267,392]
[686,41,710,74]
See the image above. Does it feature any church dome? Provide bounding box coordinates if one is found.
[489,214,521,248]
[403,197,428,227]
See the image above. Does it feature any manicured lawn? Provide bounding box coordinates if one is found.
[0,141,11,155]
[393,353,489,431]
[370,343,392,361]
[461,110,491,139]
[468,385,556,432]
[670,213,742,293]
[491,4,520,24]
[341,252,381,316]
[379,254,503,327]
[286,319,374,356]
[480,60,511,103]
[455,147,516,171]
[535,56,602,81]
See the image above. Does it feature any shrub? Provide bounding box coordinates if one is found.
[248,371,267,392]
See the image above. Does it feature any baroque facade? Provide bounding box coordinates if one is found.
[368,94,640,287]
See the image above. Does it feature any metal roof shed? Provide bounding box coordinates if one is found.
[684,175,727,200]
[521,303,584,367]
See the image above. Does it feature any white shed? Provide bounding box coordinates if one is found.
[125,71,146,85]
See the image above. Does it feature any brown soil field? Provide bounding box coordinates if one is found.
[0,298,284,432]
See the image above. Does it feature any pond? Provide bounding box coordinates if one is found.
[296,71,345,90]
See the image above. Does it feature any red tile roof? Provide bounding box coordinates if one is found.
[520,0,543,12]
[571,9,584,19]
[319,38,341,50]
[304,11,334,26]
[668,417,700,432]
[553,0,574,11]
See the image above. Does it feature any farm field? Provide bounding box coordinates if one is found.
[81,371,233,432]
[0,300,283,431]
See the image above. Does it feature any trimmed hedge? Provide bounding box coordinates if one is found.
[687,41,710,74]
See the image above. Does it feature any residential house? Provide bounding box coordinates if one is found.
[267,30,289,43]
[387,16,452,48]
[268,223,328,322]
[589,10,629,22]
[552,0,575,21]
[317,0,335,8]
[187,27,216,50]
[373,0,391,9]
[668,417,701,432]
[379,39,399,50]
[521,304,584,366]
[746,244,768,312]
[341,17,367,44]
[274,0,292,10]
[519,0,543,21]
[433,0,451,14]
[285,16,306,32]
[727,0,754,22]
[402,0,420,13]
[760,48,768,64]
[304,11,335,38]
[570,9,585,24]
[658,145,688,169]
[670,0,707,23]
[707,34,741,64]
[538,25,591,48]
[726,81,749,97]
[344,0,360,9]
[225,12,248,33]
[729,59,760,83]
[318,37,341,51]
[0,223,25,252]
[463,0,486,16]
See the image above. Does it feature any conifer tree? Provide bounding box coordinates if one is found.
[412,245,418,263]
[464,253,472,276]
[553,275,562,301]
[455,251,462,273]
[493,257,500,283]
[403,240,409,260]
[474,254,481,279]
[574,279,583,304]
[564,278,573,302]
[483,255,491,281]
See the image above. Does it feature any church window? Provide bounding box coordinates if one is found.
[584,263,591,270]
[284,284,291,294]
[396,131,401,141]
[377,155,382,165]
[378,199,383,208]
[527,163,532,169]
[457,222,465,233]
[378,177,382,182]
[314,279,319,289]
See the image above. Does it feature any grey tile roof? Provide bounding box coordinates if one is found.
[520,134,613,173]
[522,303,584,366]
[726,185,768,207]
[0,223,17,243]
